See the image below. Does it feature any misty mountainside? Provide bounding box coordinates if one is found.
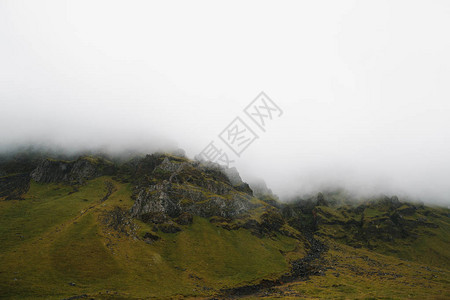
[0,151,449,299]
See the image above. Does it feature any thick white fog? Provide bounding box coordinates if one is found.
[1,1,449,204]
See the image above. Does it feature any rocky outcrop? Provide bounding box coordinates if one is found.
[31,159,72,183]
[221,166,253,195]
[31,157,114,184]
[223,167,243,186]
[143,232,160,244]
[131,180,254,220]
[248,178,274,198]
[175,212,194,225]
[131,181,181,218]
[283,193,442,249]
[130,155,257,223]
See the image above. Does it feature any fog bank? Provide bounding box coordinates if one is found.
[1,1,449,205]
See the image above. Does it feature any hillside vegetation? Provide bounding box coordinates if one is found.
[0,152,449,299]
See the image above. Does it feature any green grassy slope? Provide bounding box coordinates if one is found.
[1,153,449,299]
[0,177,304,299]
[244,239,450,299]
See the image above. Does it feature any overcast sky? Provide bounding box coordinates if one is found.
[1,1,449,204]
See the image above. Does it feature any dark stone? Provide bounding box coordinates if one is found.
[241,219,264,237]
[234,183,253,195]
[141,212,168,224]
[175,212,193,225]
[260,209,284,231]
[242,219,260,230]
[156,222,181,233]
[143,232,160,244]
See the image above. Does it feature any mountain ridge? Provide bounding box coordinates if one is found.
[0,150,448,299]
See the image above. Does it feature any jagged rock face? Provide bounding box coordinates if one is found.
[248,178,273,198]
[70,159,99,181]
[222,167,253,195]
[284,193,442,247]
[186,194,253,218]
[30,159,71,183]
[31,157,111,184]
[159,157,184,173]
[223,167,244,186]
[130,155,256,221]
[130,181,182,218]
[131,180,254,220]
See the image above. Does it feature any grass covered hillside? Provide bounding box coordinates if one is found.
[0,152,449,299]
